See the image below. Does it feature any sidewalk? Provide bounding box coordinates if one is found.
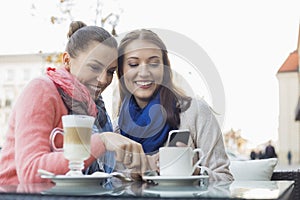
[275,162,300,170]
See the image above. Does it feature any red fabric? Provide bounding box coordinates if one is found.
[46,67,97,117]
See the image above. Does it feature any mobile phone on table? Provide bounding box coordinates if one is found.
[166,129,190,147]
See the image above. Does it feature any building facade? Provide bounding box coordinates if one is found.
[277,50,300,165]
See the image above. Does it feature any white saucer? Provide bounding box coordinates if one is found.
[143,184,208,197]
[142,175,209,186]
[41,174,112,186]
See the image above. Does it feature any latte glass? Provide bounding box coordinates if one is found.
[50,115,95,176]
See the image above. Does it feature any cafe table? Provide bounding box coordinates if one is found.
[0,178,294,200]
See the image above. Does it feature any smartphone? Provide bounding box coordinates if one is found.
[166,129,190,147]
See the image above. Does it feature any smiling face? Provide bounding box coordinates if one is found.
[67,42,117,100]
[122,40,164,108]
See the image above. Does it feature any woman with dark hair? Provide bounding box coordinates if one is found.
[116,29,233,181]
[0,21,148,184]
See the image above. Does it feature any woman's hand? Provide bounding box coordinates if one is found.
[99,132,149,177]
[147,153,159,172]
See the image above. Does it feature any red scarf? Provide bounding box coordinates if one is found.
[46,67,97,117]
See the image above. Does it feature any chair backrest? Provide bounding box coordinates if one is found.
[271,169,300,200]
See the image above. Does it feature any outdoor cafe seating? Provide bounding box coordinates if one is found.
[0,158,298,200]
[271,169,300,199]
[230,157,299,200]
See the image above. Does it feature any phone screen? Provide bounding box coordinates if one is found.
[167,130,190,147]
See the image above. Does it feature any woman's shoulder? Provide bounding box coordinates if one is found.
[17,75,60,103]
[28,75,54,86]
[179,98,211,124]
[25,75,56,92]
[186,97,214,115]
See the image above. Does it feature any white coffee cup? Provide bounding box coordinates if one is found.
[159,147,204,176]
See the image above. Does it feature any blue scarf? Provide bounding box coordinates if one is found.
[118,92,172,154]
[88,96,115,174]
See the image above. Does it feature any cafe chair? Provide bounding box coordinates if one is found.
[271,169,300,200]
[229,158,278,181]
[229,158,299,200]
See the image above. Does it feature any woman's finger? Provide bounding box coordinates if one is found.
[140,153,149,174]
[147,153,159,171]
[123,145,133,165]
[126,143,142,169]
[114,145,126,163]
[176,141,188,147]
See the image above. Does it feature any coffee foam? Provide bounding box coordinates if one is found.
[62,115,95,128]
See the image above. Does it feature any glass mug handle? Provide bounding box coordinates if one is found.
[49,127,64,152]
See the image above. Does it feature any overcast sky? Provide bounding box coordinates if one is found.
[0,0,299,146]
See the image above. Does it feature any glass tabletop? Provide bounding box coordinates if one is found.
[0,179,294,200]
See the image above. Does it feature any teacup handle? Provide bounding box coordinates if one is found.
[192,148,204,174]
[49,127,64,152]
